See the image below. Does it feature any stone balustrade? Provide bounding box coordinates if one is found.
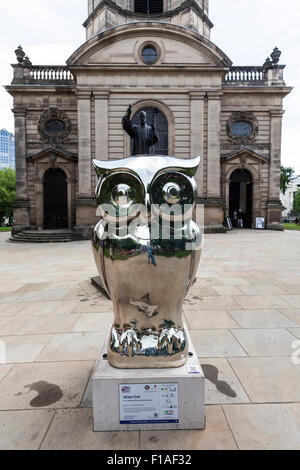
[28,66,75,84]
[224,66,267,84]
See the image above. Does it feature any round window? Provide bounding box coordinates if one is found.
[141,45,158,64]
[44,119,67,135]
[231,121,253,138]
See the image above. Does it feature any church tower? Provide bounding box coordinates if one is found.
[84,0,213,40]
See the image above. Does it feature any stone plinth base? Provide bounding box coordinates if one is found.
[93,330,205,432]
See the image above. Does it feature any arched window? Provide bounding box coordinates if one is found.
[132,107,168,155]
[134,0,163,14]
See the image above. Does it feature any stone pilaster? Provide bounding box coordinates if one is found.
[12,108,30,231]
[267,110,285,230]
[204,92,225,232]
[77,91,92,198]
[94,91,109,161]
[190,92,205,196]
[75,90,98,238]
[207,92,222,198]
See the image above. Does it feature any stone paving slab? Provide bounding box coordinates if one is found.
[0,410,55,450]
[0,334,53,363]
[228,309,297,329]
[0,361,94,410]
[36,332,106,362]
[140,406,237,450]
[231,329,296,356]
[184,310,240,330]
[1,230,300,449]
[190,330,247,358]
[223,404,300,450]
[199,358,250,405]
[289,328,300,339]
[0,365,14,383]
[229,357,300,403]
[41,409,139,450]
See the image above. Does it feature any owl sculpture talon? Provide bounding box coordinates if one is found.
[158,328,186,355]
[119,330,142,357]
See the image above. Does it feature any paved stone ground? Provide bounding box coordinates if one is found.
[0,229,300,450]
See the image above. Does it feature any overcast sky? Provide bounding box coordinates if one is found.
[0,0,299,173]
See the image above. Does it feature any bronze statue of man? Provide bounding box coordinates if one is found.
[122,106,159,156]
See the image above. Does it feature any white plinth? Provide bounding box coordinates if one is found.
[93,329,206,432]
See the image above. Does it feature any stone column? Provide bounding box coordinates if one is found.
[207,92,222,198]
[267,110,285,230]
[77,91,92,198]
[75,90,98,238]
[94,91,109,160]
[205,92,225,232]
[190,92,205,196]
[34,178,43,230]
[12,108,30,231]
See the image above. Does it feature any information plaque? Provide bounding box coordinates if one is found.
[119,383,179,425]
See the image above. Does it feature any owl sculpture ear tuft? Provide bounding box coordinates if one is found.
[93,160,111,179]
[173,156,201,177]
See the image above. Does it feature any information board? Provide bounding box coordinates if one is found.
[256,217,265,229]
[119,383,179,425]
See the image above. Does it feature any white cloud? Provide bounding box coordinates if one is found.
[210,0,300,174]
[0,0,299,172]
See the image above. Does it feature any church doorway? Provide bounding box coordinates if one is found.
[43,168,68,230]
[229,169,253,228]
[132,107,168,155]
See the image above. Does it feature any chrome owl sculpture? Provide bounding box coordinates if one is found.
[92,155,202,369]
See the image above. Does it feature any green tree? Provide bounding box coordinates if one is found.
[0,169,16,224]
[280,166,295,195]
[293,190,300,218]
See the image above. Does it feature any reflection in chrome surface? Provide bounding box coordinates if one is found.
[92,155,202,369]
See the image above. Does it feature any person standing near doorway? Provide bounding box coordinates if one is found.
[233,210,238,228]
[238,209,244,229]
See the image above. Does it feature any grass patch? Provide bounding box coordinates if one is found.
[284,223,300,231]
[0,227,12,232]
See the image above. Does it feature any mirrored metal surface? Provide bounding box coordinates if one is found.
[92,155,202,369]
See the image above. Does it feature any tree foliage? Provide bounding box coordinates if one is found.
[0,169,16,222]
[293,190,300,216]
[280,166,295,195]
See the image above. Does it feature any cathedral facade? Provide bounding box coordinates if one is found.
[7,0,292,238]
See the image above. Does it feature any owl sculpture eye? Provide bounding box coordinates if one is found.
[162,182,181,205]
[112,184,133,207]
[151,173,195,207]
[97,172,144,220]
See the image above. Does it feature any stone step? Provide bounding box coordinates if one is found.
[9,238,74,244]
[14,234,73,239]
[9,230,76,244]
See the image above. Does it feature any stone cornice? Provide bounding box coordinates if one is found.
[6,85,76,96]
[27,146,78,162]
[206,91,223,100]
[189,91,206,99]
[92,91,110,99]
[222,86,293,97]
[12,108,27,116]
[221,147,269,163]
[269,110,285,117]
[70,65,228,72]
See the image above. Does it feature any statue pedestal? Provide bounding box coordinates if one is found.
[93,328,206,432]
